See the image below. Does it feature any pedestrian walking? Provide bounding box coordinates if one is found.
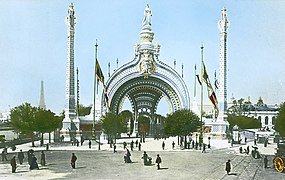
[30,154,39,170]
[254,139,257,146]
[202,143,206,153]
[130,140,134,151]
[89,140,91,149]
[162,141,165,150]
[138,142,141,151]
[27,149,34,165]
[113,144,117,153]
[225,159,231,175]
[135,140,138,147]
[76,139,79,147]
[10,156,17,173]
[246,146,250,155]
[264,155,268,168]
[18,149,24,164]
[245,137,247,144]
[71,153,77,169]
[41,151,46,166]
[1,148,8,161]
[192,140,194,149]
[172,141,175,149]
[141,151,152,165]
[155,154,162,170]
[123,141,127,149]
[124,149,132,163]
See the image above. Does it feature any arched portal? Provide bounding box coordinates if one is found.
[101,5,190,122]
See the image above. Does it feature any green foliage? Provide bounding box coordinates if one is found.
[119,110,133,134]
[78,104,92,116]
[10,103,61,146]
[10,103,38,135]
[227,115,261,130]
[276,102,285,137]
[164,109,201,137]
[100,112,127,136]
[35,108,62,133]
[137,115,150,134]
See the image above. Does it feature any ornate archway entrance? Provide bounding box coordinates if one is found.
[101,5,190,130]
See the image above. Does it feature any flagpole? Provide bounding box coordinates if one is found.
[93,39,98,146]
[200,43,204,149]
[194,64,197,98]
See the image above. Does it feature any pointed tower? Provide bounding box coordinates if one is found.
[60,3,81,141]
[217,7,230,122]
[39,80,46,110]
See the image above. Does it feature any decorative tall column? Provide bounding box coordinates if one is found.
[39,80,46,110]
[210,7,230,135]
[61,3,81,141]
[217,7,230,122]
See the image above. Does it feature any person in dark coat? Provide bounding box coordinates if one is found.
[202,143,206,153]
[89,140,91,149]
[225,160,231,175]
[172,141,175,149]
[155,154,162,170]
[30,154,39,170]
[10,156,17,173]
[162,141,165,150]
[41,151,46,166]
[113,144,117,153]
[71,153,77,169]
[130,141,134,151]
[142,151,151,165]
[2,148,8,161]
[138,142,141,151]
[135,140,138,147]
[18,149,24,164]
[124,149,132,163]
[123,141,127,150]
[27,149,34,165]
[264,155,268,168]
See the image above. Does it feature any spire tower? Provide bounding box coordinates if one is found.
[39,80,46,110]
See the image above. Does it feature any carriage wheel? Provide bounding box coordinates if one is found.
[274,156,284,173]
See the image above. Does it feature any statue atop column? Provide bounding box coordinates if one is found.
[142,4,152,28]
[218,7,230,33]
[66,3,76,28]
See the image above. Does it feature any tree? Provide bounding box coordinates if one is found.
[119,110,133,135]
[137,114,150,142]
[78,104,92,116]
[10,103,61,147]
[101,112,127,144]
[276,102,285,137]
[165,109,201,148]
[10,103,38,147]
[35,108,62,145]
[227,115,261,130]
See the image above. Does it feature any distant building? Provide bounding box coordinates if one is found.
[0,111,10,123]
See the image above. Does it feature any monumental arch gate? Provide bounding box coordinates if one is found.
[101,5,190,133]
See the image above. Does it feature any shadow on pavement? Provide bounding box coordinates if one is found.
[228,172,238,176]
[158,168,168,170]
[16,170,29,173]
[75,166,86,169]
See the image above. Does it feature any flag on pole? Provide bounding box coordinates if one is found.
[201,61,219,111]
[96,59,104,85]
[196,75,202,85]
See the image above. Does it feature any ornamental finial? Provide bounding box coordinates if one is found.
[218,7,230,32]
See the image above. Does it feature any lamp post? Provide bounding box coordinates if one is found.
[208,137,211,148]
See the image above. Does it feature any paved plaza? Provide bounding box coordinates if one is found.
[0,137,284,180]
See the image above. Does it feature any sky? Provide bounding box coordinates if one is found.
[0,0,285,116]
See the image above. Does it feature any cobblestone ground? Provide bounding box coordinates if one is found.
[0,147,284,180]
